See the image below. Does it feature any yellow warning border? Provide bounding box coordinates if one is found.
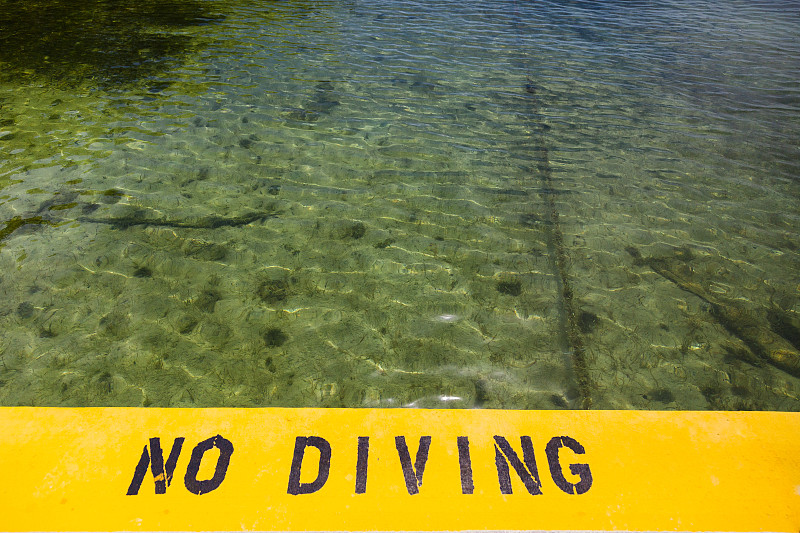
[1,407,798,531]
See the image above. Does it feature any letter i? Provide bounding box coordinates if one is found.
[355,436,369,494]
[457,436,474,494]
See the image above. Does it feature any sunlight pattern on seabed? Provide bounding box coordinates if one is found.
[0,0,798,410]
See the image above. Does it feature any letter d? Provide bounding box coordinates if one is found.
[287,436,331,495]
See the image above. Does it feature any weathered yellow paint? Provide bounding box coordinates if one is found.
[0,407,798,531]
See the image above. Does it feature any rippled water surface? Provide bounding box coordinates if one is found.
[1,0,799,409]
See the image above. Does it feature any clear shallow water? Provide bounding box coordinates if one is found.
[1,0,798,410]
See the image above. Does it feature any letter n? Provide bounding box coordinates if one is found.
[126,437,185,495]
[493,436,543,495]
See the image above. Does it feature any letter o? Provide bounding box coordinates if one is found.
[184,435,234,495]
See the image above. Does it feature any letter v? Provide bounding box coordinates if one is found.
[395,436,432,495]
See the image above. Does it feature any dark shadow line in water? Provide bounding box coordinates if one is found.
[524,77,593,409]
[0,210,276,252]
[625,246,800,379]
[78,210,278,230]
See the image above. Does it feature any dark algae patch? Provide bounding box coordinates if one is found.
[132,266,153,278]
[176,315,198,335]
[577,311,599,334]
[343,221,366,240]
[47,202,78,211]
[374,238,395,249]
[195,288,221,313]
[496,279,522,296]
[0,216,54,248]
[643,388,675,404]
[0,0,224,88]
[264,327,288,348]
[101,189,125,203]
[767,308,800,351]
[257,279,289,304]
[16,301,34,319]
[549,393,569,408]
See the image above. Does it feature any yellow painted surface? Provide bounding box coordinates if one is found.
[0,407,798,531]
